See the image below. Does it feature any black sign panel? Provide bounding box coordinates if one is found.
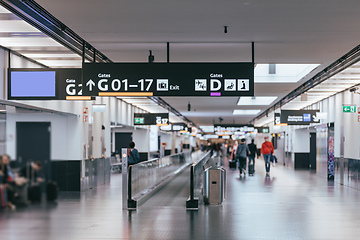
[214,124,255,134]
[8,68,83,100]
[280,110,320,125]
[134,113,169,126]
[82,62,254,97]
[57,69,83,100]
[274,113,281,125]
[255,127,270,133]
[160,123,188,132]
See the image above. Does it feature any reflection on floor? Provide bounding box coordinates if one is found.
[1,157,360,240]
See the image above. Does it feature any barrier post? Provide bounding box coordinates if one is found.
[186,164,198,209]
[122,148,128,210]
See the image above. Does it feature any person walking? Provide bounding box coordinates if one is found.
[248,139,257,169]
[236,138,250,178]
[261,136,274,177]
[230,141,238,161]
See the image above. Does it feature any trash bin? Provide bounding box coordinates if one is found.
[203,167,226,205]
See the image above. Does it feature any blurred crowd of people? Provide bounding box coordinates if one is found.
[0,154,43,210]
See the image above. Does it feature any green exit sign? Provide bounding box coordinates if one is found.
[343,105,356,113]
[134,117,144,124]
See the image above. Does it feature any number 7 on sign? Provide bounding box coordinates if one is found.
[138,79,153,91]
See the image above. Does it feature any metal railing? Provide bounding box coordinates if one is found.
[128,150,192,201]
[186,151,211,209]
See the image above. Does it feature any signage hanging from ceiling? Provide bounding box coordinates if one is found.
[8,68,87,100]
[280,110,320,125]
[160,123,188,132]
[134,113,169,126]
[274,113,281,126]
[343,105,356,113]
[82,62,254,97]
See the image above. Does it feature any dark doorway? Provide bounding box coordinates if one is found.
[115,132,132,154]
[16,122,51,179]
[309,132,316,171]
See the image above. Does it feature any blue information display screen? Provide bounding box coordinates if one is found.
[10,71,56,98]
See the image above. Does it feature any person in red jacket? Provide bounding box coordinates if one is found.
[261,136,274,177]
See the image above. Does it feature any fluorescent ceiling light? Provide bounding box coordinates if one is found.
[237,96,278,105]
[0,37,62,47]
[254,64,319,83]
[36,60,82,67]
[0,21,40,33]
[23,53,81,59]
[233,110,261,115]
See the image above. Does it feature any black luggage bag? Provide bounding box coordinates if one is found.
[28,185,41,202]
[229,160,237,169]
[248,164,254,176]
[46,182,58,202]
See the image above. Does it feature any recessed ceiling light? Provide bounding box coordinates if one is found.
[237,96,278,105]
[233,110,261,115]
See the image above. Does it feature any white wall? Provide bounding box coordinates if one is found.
[159,131,172,150]
[112,126,149,153]
[293,128,310,153]
[6,112,82,160]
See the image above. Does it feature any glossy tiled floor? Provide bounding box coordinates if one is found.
[1,157,360,240]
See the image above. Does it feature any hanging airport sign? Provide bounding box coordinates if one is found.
[8,68,87,100]
[274,113,281,126]
[255,127,270,133]
[160,123,188,132]
[280,110,320,125]
[342,105,356,113]
[134,113,169,126]
[214,124,255,135]
[82,62,254,97]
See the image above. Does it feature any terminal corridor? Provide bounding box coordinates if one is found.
[1,158,359,240]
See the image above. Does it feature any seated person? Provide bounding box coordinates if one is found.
[19,161,44,183]
[0,154,17,209]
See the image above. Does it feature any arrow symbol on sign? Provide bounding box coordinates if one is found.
[86,79,95,91]
[313,115,319,122]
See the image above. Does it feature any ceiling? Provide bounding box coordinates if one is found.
[4,0,360,126]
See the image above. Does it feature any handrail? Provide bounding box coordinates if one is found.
[186,151,211,209]
[128,150,192,207]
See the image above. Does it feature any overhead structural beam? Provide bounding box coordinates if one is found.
[251,43,360,124]
[0,0,111,63]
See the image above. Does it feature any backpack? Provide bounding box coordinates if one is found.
[128,150,136,165]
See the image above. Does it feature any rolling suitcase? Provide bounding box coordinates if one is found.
[248,164,254,176]
[28,184,41,202]
[229,160,237,169]
[27,162,42,202]
[0,185,8,209]
[46,181,58,202]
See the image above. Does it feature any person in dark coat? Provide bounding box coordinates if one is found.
[248,139,257,169]
[19,161,44,183]
[128,141,140,165]
[236,139,250,177]
[0,154,17,209]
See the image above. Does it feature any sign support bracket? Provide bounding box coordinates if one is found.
[167,42,170,63]
[252,42,255,64]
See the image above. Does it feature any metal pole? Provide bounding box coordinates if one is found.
[252,42,254,64]
[82,41,86,63]
[122,148,128,210]
[190,165,194,200]
[167,42,170,63]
